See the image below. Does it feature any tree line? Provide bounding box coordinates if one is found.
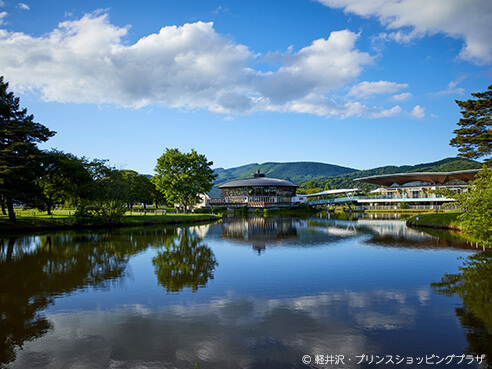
[0,76,216,223]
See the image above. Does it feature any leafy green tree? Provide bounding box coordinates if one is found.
[0,76,55,221]
[152,148,216,213]
[39,150,93,214]
[120,170,154,211]
[455,166,492,247]
[450,84,492,165]
[75,163,129,225]
[134,173,154,210]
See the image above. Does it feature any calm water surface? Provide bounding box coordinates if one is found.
[1,215,491,368]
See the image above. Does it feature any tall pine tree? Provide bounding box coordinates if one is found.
[450,84,492,165]
[0,76,56,221]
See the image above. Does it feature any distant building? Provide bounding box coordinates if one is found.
[207,171,300,208]
[354,169,479,210]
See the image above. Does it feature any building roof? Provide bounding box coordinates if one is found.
[354,169,480,187]
[302,188,361,197]
[219,177,298,188]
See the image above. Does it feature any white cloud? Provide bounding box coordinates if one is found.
[431,78,466,97]
[348,80,408,99]
[17,3,30,10]
[0,11,7,25]
[316,0,492,64]
[411,105,425,119]
[390,92,412,101]
[0,12,403,119]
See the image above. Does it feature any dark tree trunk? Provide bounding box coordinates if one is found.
[47,204,52,216]
[6,197,16,222]
[1,201,6,215]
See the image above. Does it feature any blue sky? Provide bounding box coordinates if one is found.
[1,0,491,174]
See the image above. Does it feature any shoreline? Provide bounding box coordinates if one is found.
[0,214,222,236]
[405,212,463,231]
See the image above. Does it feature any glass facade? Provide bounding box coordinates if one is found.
[221,186,297,198]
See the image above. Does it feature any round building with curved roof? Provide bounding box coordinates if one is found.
[219,171,298,198]
[207,171,300,208]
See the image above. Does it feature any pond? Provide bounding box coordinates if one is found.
[1,215,491,368]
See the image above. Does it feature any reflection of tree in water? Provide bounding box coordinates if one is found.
[0,232,151,367]
[431,252,492,368]
[153,229,217,293]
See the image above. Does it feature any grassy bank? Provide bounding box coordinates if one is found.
[0,211,221,234]
[406,211,463,230]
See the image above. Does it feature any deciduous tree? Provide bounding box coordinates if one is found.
[152,148,216,213]
[39,150,92,214]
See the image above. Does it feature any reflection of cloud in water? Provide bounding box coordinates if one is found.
[11,290,421,369]
[416,288,431,306]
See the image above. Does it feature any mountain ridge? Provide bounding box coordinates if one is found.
[210,157,482,194]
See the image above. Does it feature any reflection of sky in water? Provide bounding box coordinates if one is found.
[3,219,487,368]
[12,290,466,369]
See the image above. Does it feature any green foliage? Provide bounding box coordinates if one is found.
[450,84,492,165]
[152,230,218,293]
[120,170,155,210]
[152,148,216,213]
[399,202,410,209]
[75,166,128,225]
[432,252,492,331]
[455,166,492,247]
[0,76,56,221]
[39,150,93,213]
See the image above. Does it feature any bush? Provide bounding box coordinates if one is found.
[74,200,126,226]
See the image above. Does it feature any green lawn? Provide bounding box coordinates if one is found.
[0,210,221,233]
[406,210,463,230]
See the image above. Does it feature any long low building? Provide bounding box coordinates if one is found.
[354,169,479,210]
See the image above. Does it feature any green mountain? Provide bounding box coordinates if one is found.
[210,157,482,196]
[213,161,357,185]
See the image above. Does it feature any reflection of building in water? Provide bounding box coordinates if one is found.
[313,214,476,250]
[221,217,360,253]
[182,224,211,240]
[222,217,298,253]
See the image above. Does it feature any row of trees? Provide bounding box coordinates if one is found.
[1,76,216,223]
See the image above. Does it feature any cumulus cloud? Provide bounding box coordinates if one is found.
[316,0,492,64]
[348,80,408,99]
[17,3,30,10]
[411,105,425,119]
[0,12,404,118]
[0,11,7,25]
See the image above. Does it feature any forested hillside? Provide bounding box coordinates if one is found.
[210,157,482,196]
[213,162,357,184]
